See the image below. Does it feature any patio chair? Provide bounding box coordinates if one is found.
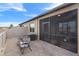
[22,35,32,51]
[17,35,32,54]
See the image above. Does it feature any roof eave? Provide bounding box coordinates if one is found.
[19,3,75,25]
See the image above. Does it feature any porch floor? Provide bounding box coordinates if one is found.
[4,38,78,56]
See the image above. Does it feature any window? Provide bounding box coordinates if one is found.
[30,23,35,32]
[59,22,68,34]
[63,22,68,33]
[59,21,76,34]
[42,22,50,33]
[59,23,63,32]
[69,21,76,33]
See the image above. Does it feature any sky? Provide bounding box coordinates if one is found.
[0,3,63,27]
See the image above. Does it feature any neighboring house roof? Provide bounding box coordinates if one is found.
[19,3,75,26]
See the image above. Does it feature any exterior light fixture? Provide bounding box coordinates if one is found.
[58,14,61,16]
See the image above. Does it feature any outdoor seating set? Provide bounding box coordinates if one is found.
[17,33,37,54]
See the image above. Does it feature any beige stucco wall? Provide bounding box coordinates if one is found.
[23,19,39,40]
[22,4,79,54]
[77,8,79,54]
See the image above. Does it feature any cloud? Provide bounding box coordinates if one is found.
[0,22,21,27]
[24,14,38,17]
[43,3,64,10]
[0,3,27,12]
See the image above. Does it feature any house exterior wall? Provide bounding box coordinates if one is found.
[77,8,79,55]
[37,4,79,42]
[21,4,79,54]
[22,19,38,33]
[22,19,39,40]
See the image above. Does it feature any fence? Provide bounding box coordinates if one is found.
[0,31,7,55]
[0,27,29,55]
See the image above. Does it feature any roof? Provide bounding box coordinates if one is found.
[19,3,75,26]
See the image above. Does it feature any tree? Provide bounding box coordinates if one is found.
[9,24,13,29]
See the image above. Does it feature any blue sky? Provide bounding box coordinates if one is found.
[0,3,63,27]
